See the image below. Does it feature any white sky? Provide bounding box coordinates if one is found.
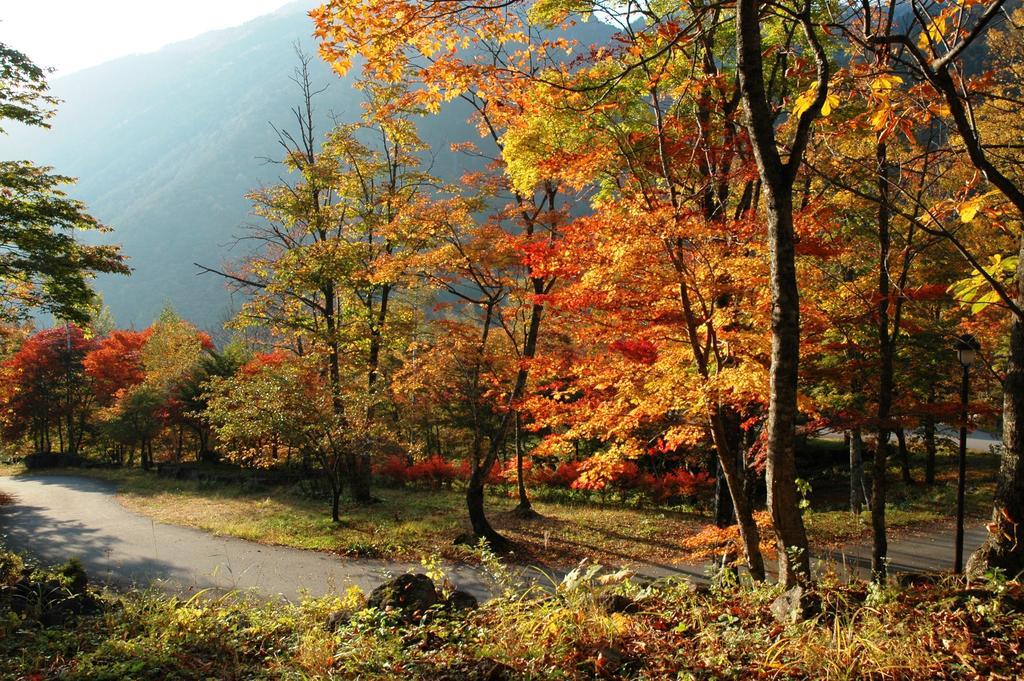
[2,1,295,77]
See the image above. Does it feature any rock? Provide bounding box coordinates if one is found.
[598,593,639,614]
[367,573,439,620]
[770,585,821,624]
[594,647,626,677]
[324,610,348,632]
[445,590,479,612]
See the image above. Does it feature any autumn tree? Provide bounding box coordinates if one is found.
[472,0,777,578]
[98,384,164,469]
[83,328,152,407]
[175,341,250,461]
[202,52,436,503]
[317,0,585,546]
[0,325,95,456]
[205,353,383,522]
[796,44,990,578]
[83,327,154,465]
[834,0,1024,577]
[394,201,536,546]
[137,308,215,461]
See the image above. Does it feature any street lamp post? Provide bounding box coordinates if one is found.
[954,333,980,575]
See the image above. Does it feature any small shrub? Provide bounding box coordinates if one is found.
[407,455,461,488]
[377,455,412,486]
[378,455,465,488]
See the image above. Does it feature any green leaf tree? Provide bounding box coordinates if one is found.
[0,42,128,323]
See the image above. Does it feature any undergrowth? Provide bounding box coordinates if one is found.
[2,543,1022,680]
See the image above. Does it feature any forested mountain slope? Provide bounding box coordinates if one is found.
[0,2,479,328]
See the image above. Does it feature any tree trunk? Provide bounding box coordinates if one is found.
[465,292,546,545]
[742,426,759,510]
[969,241,1024,578]
[323,279,373,505]
[924,413,938,485]
[870,434,889,581]
[348,451,372,503]
[710,410,766,581]
[896,427,913,484]
[74,412,86,455]
[871,139,895,583]
[359,284,392,505]
[65,404,75,457]
[714,458,736,528]
[849,428,865,514]
[715,410,743,528]
[465,461,509,550]
[331,484,342,523]
[512,412,537,518]
[736,0,821,587]
[761,184,811,587]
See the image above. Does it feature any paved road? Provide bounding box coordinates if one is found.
[824,524,988,579]
[818,428,1002,453]
[0,475,502,601]
[0,475,990,601]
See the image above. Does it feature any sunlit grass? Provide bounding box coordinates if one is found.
[2,443,998,568]
[107,476,713,565]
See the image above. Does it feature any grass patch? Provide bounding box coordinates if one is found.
[804,508,941,546]
[3,446,998,568]
[108,471,713,567]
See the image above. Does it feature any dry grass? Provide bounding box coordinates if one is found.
[5,539,1023,680]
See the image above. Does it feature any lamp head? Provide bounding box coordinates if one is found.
[955,333,981,368]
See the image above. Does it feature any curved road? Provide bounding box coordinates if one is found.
[0,474,989,600]
[0,475,501,601]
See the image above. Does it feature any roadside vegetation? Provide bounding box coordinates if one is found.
[3,542,1023,680]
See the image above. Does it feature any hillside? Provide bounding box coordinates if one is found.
[0,2,477,329]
